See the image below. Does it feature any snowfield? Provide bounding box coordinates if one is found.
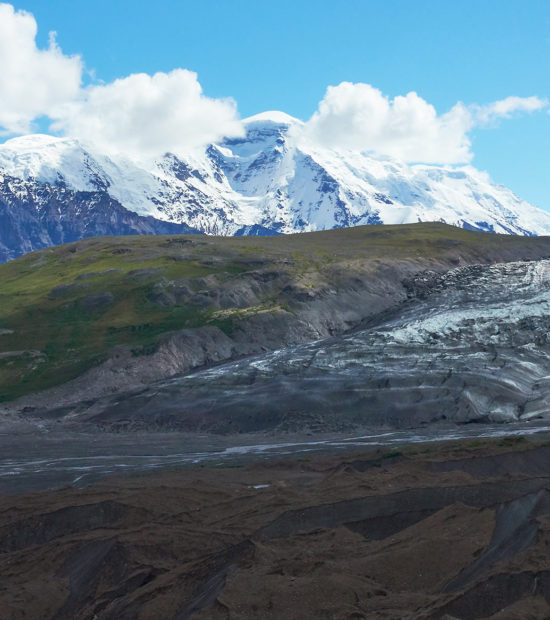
[1,111,550,240]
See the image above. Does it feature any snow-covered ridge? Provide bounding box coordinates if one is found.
[243,110,302,125]
[1,112,550,257]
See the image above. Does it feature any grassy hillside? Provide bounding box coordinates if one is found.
[1,223,550,402]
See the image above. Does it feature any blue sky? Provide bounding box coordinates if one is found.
[5,0,550,210]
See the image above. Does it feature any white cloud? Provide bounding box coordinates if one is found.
[303,82,547,164]
[472,95,548,124]
[50,69,244,158]
[0,3,242,156]
[0,3,82,135]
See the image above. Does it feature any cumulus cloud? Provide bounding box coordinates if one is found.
[0,3,242,156]
[0,3,82,135]
[50,69,244,158]
[303,82,547,164]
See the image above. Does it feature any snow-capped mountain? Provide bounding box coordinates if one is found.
[1,111,549,261]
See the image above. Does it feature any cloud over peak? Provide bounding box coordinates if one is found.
[0,3,243,156]
[51,70,244,158]
[302,82,547,164]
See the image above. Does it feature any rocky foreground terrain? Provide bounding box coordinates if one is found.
[1,437,550,619]
[3,225,550,618]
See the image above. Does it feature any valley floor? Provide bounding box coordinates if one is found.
[1,433,550,619]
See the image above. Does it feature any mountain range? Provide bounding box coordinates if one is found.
[1,111,550,262]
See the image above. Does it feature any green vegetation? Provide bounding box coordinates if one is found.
[382,450,403,459]
[0,239,238,400]
[1,222,549,402]
[498,435,526,447]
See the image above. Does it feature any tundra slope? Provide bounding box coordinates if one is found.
[2,112,550,261]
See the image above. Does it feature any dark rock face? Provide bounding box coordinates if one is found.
[0,501,144,553]
[78,292,114,312]
[259,479,550,541]
[0,175,201,262]
[49,282,89,299]
[233,224,281,236]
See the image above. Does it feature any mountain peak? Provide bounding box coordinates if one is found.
[2,133,68,151]
[243,111,303,126]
